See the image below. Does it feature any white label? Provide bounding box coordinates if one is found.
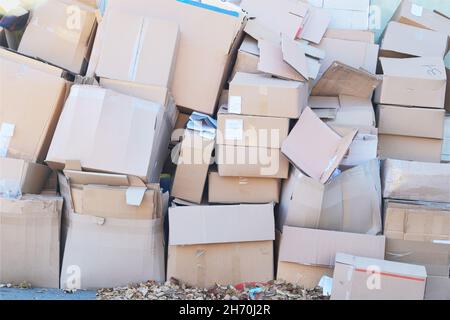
[228,96,242,114]
[411,4,423,17]
[225,119,244,140]
[0,123,15,158]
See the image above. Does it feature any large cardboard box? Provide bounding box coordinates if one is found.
[46,85,175,183]
[374,57,447,109]
[380,21,448,59]
[331,253,427,300]
[228,72,308,119]
[18,0,97,74]
[0,49,69,163]
[308,0,370,30]
[323,28,374,43]
[0,195,63,288]
[103,0,245,115]
[58,173,165,290]
[167,203,275,288]
[278,159,382,235]
[378,135,443,163]
[377,105,445,139]
[281,107,357,184]
[277,227,385,289]
[208,172,280,204]
[171,130,215,204]
[0,157,51,197]
[382,159,450,203]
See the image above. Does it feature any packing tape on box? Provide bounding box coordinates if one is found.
[0,122,15,157]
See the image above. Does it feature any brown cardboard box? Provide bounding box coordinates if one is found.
[323,28,374,43]
[46,85,175,183]
[377,105,445,139]
[374,57,447,109]
[308,0,370,30]
[208,172,280,204]
[18,0,97,74]
[278,159,382,235]
[380,21,448,59]
[104,0,245,115]
[0,158,51,197]
[0,49,69,163]
[58,173,165,290]
[277,227,385,289]
[230,35,261,80]
[425,277,450,300]
[171,130,215,204]
[326,95,376,129]
[167,203,275,288]
[331,253,427,300]
[0,194,63,288]
[378,135,443,163]
[228,72,308,119]
[382,159,450,203]
[281,107,357,184]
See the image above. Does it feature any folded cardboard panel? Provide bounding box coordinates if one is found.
[0,49,69,163]
[374,57,447,109]
[208,172,280,204]
[228,72,308,119]
[230,35,261,80]
[378,135,443,163]
[46,85,172,182]
[377,105,445,139]
[331,253,427,300]
[382,159,450,203]
[332,128,378,167]
[0,195,63,288]
[18,0,97,74]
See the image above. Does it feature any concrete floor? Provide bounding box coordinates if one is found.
[0,287,96,300]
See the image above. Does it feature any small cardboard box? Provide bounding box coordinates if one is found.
[167,203,275,288]
[208,172,280,204]
[0,194,63,288]
[228,72,308,119]
[380,21,448,59]
[18,0,97,74]
[46,85,175,183]
[277,227,385,289]
[374,57,447,109]
[382,159,450,203]
[0,49,70,163]
[331,253,427,300]
[378,135,443,163]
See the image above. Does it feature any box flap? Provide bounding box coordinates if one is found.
[312,61,381,98]
[379,57,447,80]
[243,19,280,43]
[169,203,275,245]
[281,107,357,184]
[309,96,340,109]
[300,6,331,44]
[282,36,318,80]
[64,170,130,186]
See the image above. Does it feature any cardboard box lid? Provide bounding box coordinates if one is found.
[311,61,381,98]
[380,21,448,58]
[281,36,322,80]
[46,85,166,181]
[281,107,357,184]
[169,203,275,245]
[335,253,427,280]
[96,9,179,88]
[279,226,385,267]
[379,57,447,81]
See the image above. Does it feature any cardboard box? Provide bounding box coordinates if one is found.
[443,115,450,162]
[380,22,448,59]
[46,85,175,183]
[230,35,261,80]
[0,195,63,288]
[377,105,445,139]
[18,0,97,74]
[333,128,378,167]
[374,57,447,109]
[208,172,280,204]
[278,159,382,235]
[277,227,385,289]
[331,253,427,300]
[94,9,179,89]
[309,0,370,30]
[382,159,450,203]
[167,203,275,288]
[228,72,308,119]
[378,135,443,163]
[425,277,450,300]
[104,0,245,115]
[323,28,374,43]
[326,95,376,129]
[0,157,51,197]
[0,49,69,163]
[58,173,165,290]
[171,130,215,204]
[281,107,357,184]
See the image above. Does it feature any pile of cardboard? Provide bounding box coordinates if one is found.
[0,0,449,300]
